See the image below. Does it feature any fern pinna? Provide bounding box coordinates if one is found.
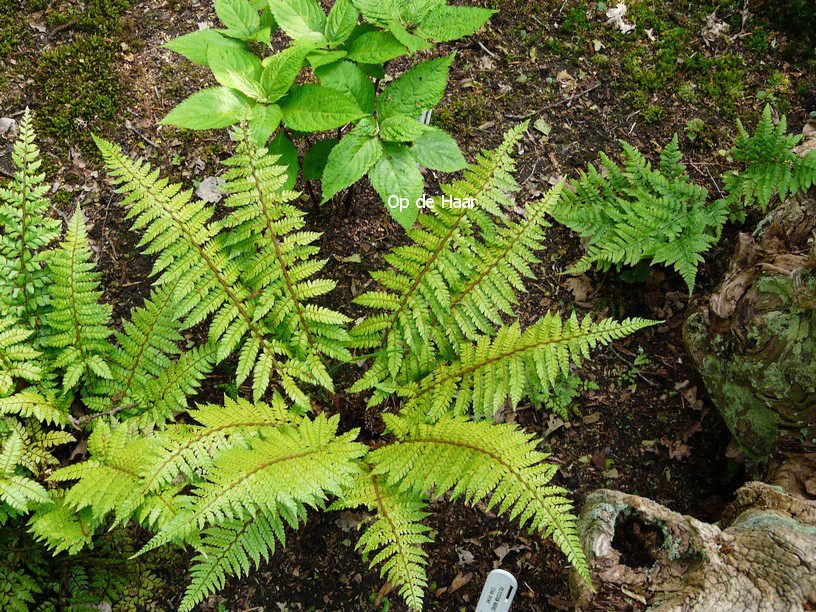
[0,116,658,611]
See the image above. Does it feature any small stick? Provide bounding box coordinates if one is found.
[68,403,137,428]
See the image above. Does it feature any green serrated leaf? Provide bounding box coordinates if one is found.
[377,54,453,120]
[215,0,261,36]
[208,46,266,100]
[160,87,252,130]
[268,0,326,39]
[315,60,375,114]
[410,127,466,171]
[162,30,245,66]
[325,0,359,43]
[386,19,433,53]
[306,49,348,67]
[248,103,283,145]
[321,130,382,202]
[345,31,407,64]
[415,5,495,42]
[369,143,423,230]
[379,115,429,142]
[260,42,315,101]
[302,138,339,180]
[280,84,365,131]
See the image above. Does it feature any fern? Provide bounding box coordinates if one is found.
[0,120,666,611]
[370,414,591,585]
[724,104,816,213]
[551,135,728,292]
[0,109,61,327]
[349,122,539,401]
[137,414,367,556]
[449,183,561,340]
[400,313,656,420]
[43,207,113,392]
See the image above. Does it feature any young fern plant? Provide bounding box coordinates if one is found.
[549,134,728,293]
[723,104,816,216]
[550,105,816,294]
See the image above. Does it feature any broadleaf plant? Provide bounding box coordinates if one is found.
[0,114,660,610]
[160,0,496,229]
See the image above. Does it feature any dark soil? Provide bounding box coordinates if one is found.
[1,0,813,610]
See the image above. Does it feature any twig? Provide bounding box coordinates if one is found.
[125,123,159,149]
[68,403,137,428]
[477,41,497,58]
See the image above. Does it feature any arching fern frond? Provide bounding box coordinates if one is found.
[370,415,591,585]
[401,314,656,420]
[0,109,61,327]
[94,135,329,408]
[43,207,113,392]
[449,182,562,340]
[48,420,176,527]
[138,414,366,554]
[220,128,351,390]
[333,472,431,610]
[350,123,529,398]
[0,392,65,426]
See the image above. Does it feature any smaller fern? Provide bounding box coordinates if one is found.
[550,135,728,292]
[724,104,816,213]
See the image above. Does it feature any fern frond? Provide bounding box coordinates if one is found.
[126,394,297,521]
[138,414,366,554]
[334,472,431,610]
[0,433,50,512]
[0,392,66,426]
[180,510,282,612]
[136,341,218,426]
[220,127,351,390]
[29,495,99,554]
[449,183,562,340]
[94,136,325,408]
[371,415,591,584]
[551,134,727,292]
[49,420,176,526]
[43,207,113,391]
[0,318,42,397]
[0,109,61,326]
[402,314,656,420]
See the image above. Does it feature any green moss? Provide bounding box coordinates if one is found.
[0,0,32,58]
[643,105,666,124]
[30,0,130,155]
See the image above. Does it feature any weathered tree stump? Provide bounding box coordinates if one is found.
[682,126,816,467]
[570,481,816,610]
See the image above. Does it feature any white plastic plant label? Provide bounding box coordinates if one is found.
[475,569,517,612]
